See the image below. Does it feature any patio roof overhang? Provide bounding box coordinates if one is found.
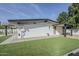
[8,19,58,25]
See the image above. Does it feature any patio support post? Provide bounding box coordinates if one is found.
[11,27,13,34]
[53,25,56,34]
[70,26,73,36]
[5,25,8,36]
[71,29,72,36]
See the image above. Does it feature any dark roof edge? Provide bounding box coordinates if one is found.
[8,19,58,23]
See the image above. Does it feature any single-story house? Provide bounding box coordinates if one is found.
[8,19,63,39]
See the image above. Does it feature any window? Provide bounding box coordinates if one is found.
[44,20,48,22]
[33,22,36,24]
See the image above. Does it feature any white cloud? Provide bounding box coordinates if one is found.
[0,7,31,18]
[31,3,44,17]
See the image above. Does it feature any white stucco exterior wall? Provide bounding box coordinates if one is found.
[16,23,60,39]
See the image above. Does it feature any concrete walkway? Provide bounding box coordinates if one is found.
[0,35,59,45]
[64,48,79,56]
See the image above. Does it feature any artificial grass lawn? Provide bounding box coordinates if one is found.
[0,35,11,43]
[0,37,79,56]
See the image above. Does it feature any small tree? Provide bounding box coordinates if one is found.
[68,3,79,28]
[57,11,68,24]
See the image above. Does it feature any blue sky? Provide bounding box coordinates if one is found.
[0,3,70,23]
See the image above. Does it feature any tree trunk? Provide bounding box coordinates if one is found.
[5,26,7,36]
